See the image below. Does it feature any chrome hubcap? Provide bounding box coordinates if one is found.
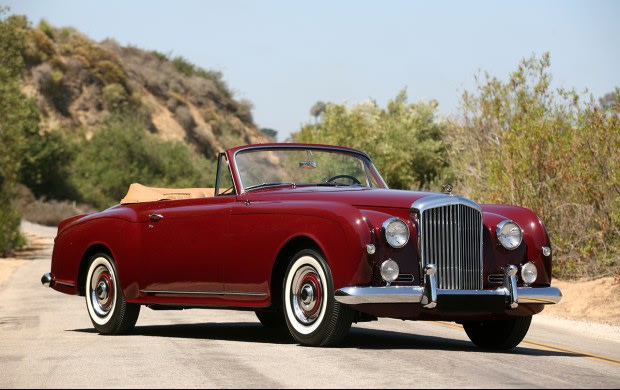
[96,281,108,300]
[291,265,323,325]
[90,265,115,317]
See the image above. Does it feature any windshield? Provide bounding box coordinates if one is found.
[235,147,386,192]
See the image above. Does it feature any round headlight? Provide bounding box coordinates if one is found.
[381,259,399,284]
[521,262,538,285]
[383,217,410,248]
[496,220,522,250]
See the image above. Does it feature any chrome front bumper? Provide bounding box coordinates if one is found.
[335,264,562,309]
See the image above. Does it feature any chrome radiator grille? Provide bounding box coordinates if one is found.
[414,197,483,290]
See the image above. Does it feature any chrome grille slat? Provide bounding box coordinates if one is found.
[414,197,483,290]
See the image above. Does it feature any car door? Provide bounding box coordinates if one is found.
[139,196,235,296]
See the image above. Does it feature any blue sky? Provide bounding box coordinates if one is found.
[4,0,619,140]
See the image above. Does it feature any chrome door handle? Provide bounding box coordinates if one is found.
[149,214,164,222]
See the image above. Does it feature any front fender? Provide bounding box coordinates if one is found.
[230,200,374,290]
[482,204,552,286]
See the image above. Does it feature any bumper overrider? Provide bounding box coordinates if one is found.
[335,264,562,310]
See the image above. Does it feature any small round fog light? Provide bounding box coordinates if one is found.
[521,262,538,285]
[381,259,399,284]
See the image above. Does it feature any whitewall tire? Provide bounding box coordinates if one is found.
[283,249,354,347]
[85,253,140,335]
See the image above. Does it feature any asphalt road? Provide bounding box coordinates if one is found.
[1,222,619,388]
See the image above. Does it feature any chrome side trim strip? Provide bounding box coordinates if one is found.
[55,281,76,288]
[140,290,268,297]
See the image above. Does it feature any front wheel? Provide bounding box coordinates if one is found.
[282,249,354,347]
[85,253,140,335]
[463,316,532,350]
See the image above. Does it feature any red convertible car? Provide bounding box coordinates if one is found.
[43,143,562,348]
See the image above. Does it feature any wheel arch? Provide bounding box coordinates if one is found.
[77,244,113,296]
[269,236,324,309]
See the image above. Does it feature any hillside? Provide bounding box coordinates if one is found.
[19,20,269,158]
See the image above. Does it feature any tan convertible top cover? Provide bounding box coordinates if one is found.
[120,183,215,204]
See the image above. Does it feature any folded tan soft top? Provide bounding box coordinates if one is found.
[121,183,215,204]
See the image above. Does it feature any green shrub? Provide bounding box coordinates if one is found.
[171,55,233,98]
[0,189,23,256]
[261,128,278,141]
[70,114,214,209]
[102,83,130,112]
[58,30,128,88]
[38,19,54,39]
[0,10,29,255]
[150,50,169,62]
[37,65,73,115]
[293,90,451,191]
[447,53,620,279]
[23,28,56,65]
[19,128,78,201]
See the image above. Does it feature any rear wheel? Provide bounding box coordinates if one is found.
[85,253,140,335]
[282,249,354,347]
[463,316,532,350]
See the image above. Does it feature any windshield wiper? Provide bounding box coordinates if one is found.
[245,182,294,191]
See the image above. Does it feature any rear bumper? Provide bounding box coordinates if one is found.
[335,264,562,310]
[41,272,54,288]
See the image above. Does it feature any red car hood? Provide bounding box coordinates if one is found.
[250,186,438,210]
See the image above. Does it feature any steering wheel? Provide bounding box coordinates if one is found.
[325,174,361,185]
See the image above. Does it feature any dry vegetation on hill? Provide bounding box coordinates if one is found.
[21,20,268,156]
[0,12,271,252]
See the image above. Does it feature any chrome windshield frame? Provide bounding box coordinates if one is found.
[231,145,388,195]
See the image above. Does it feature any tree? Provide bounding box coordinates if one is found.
[447,53,620,278]
[70,114,213,209]
[260,128,278,141]
[0,10,31,255]
[310,101,327,122]
[295,91,451,190]
[599,88,620,110]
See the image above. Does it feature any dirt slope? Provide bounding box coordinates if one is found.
[543,277,620,326]
[18,22,270,155]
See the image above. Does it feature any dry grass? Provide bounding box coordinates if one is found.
[447,54,620,279]
[20,199,97,227]
[14,185,96,227]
